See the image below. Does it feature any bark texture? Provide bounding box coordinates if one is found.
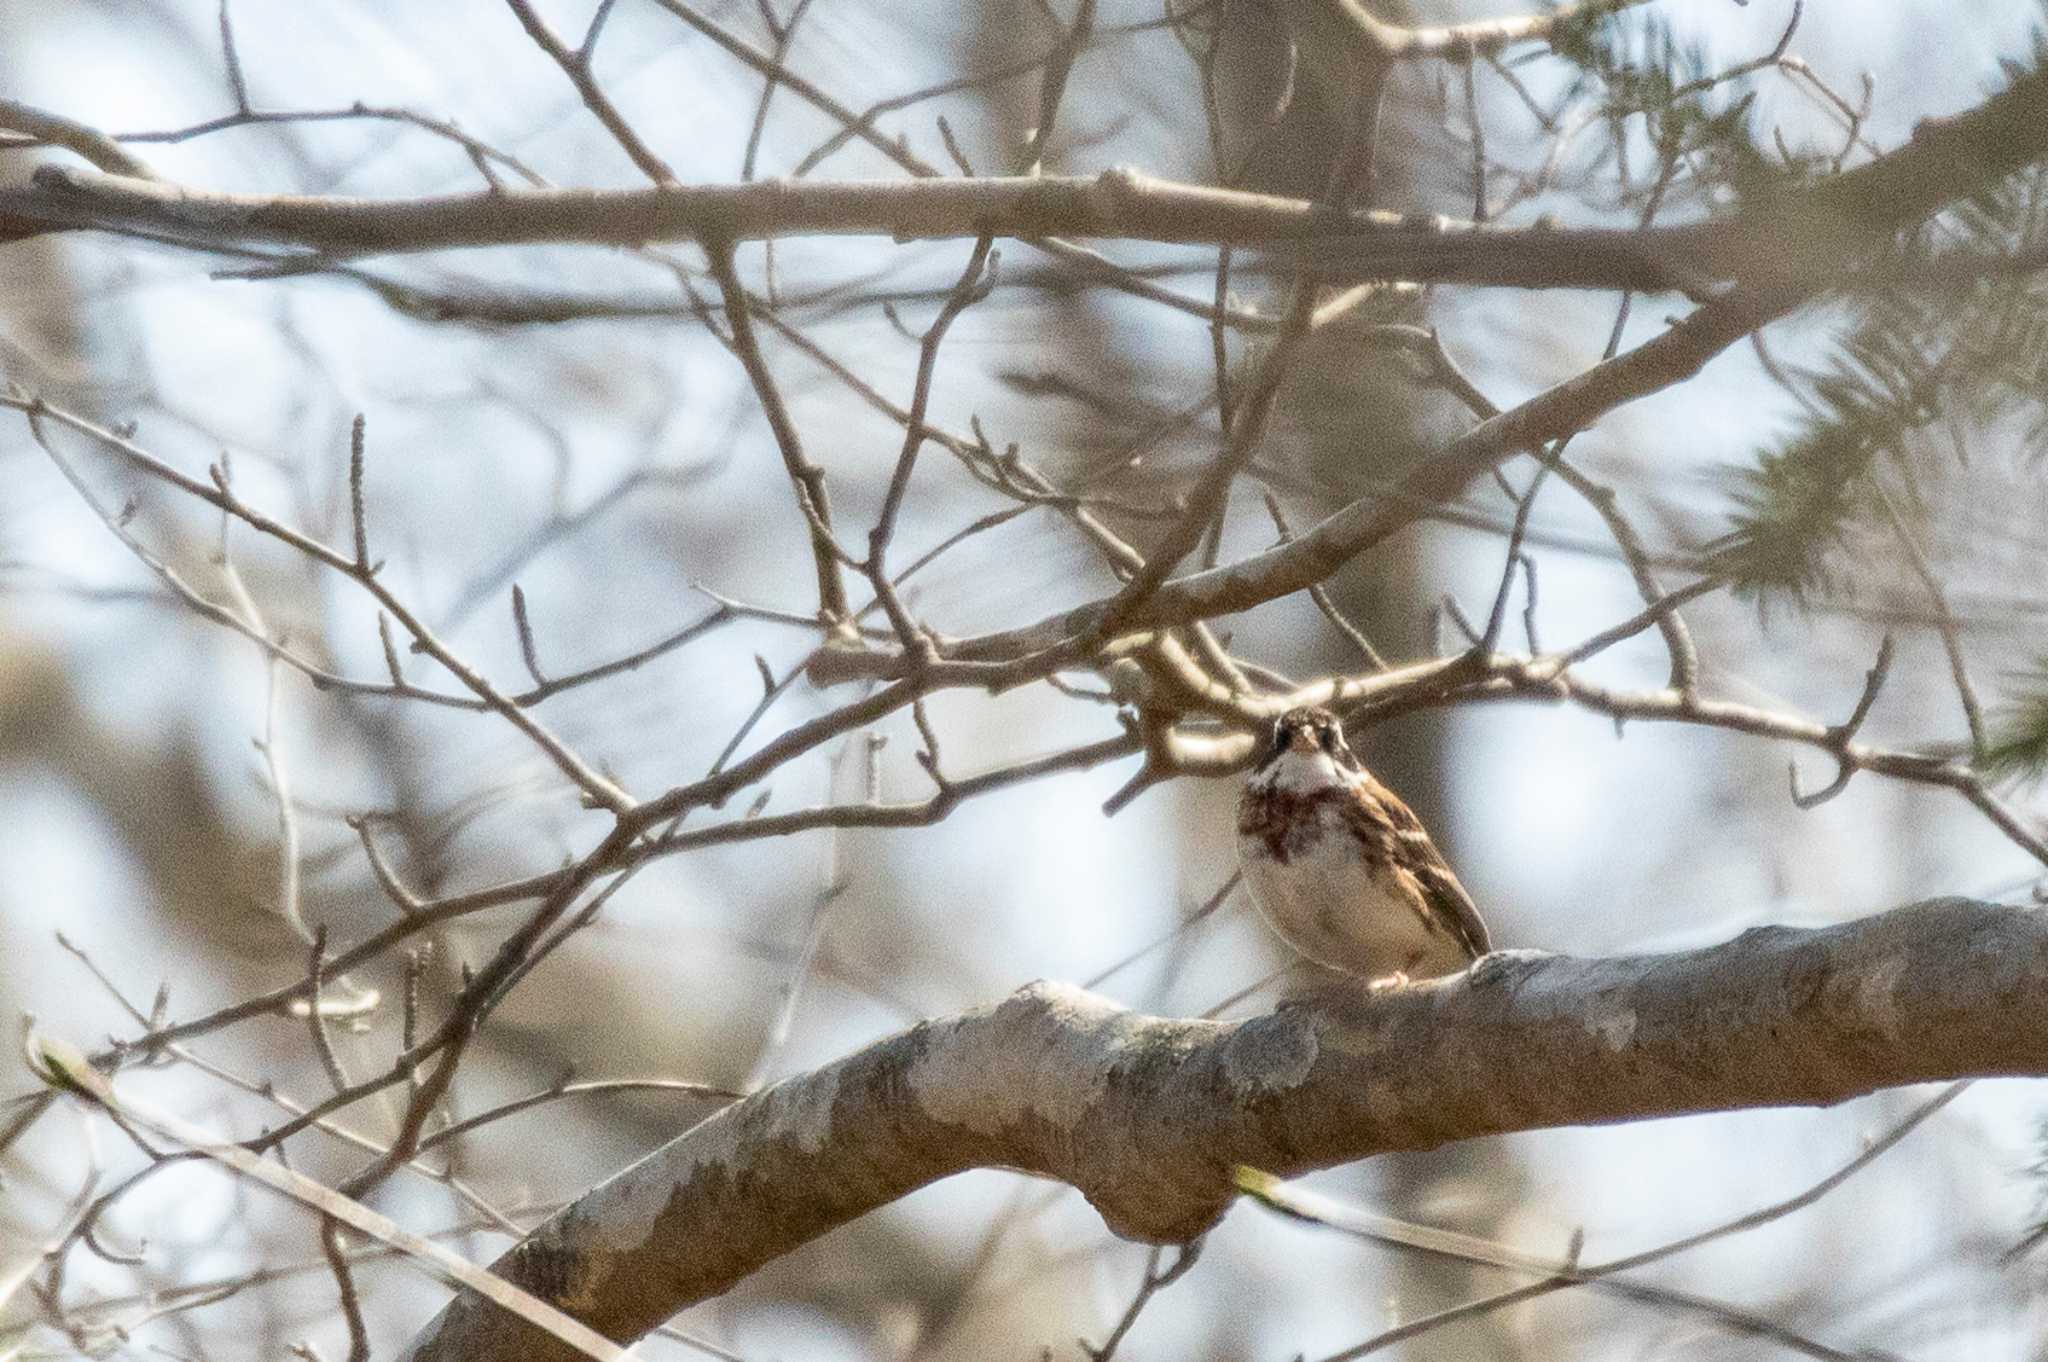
[1,57,2039,290]
[402,897,2048,1362]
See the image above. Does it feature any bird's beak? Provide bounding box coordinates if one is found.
[1286,727,1318,754]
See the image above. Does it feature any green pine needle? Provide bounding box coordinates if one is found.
[1981,684,2048,784]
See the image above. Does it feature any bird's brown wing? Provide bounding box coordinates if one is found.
[1346,778,1493,960]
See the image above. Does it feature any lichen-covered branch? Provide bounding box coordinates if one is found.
[401,897,2048,1362]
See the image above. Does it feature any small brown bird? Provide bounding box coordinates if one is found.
[1236,706,1490,985]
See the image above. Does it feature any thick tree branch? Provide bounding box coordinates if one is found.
[2,58,2041,289]
[0,163,1710,286]
[402,897,2048,1362]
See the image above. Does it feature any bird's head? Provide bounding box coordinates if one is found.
[1255,706,1361,779]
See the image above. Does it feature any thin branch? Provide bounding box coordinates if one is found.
[346,411,371,573]
[16,397,636,814]
[1081,1240,1202,1362]
[21,86,2048,294]
[1085,284,1318,645]
[1875,480,1986,759]
[1414,327,1702,692]
[704,242,853,625]
[1258,491,1386,669]
[1555,576,1722,668]
[418,1079,740,1153]
[865,234,998,653]
[124,724,1135,1061]
[215,500,308,945]
[1788,635,1896,810]
[1478,463,1548,654]
[349,816,424,916]
[1247,1082,1964,1360]
[1544,455,1702,693]
[305,927,354,1096]
[28,1035,636,1362]
[1463,62,1488,220]
[1083,872,1239,992]
[1146,638,2048,868]
[632,732,1142,867]
[0,97,159,178]
[639,0,1301,325]
[92,967,527,1237]
[216,0,250,112]
[1015,0,1096,176]
[317,1218,372,1362]
[511,584,547,688]
[503,0,677,185]
[832,279,1797,681]
[743,740,858,1092]
[740,0,817,182]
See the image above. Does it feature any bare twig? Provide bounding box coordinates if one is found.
[418,1079,739,1152]
[1085,284,1319,645]
[1409,327,1702,692]
[1258,491,1386,669]
[0,97,159,178]
[1875,481,1987,759]
[1463,62,1488,220]
[214,501,308,945]
[510,584,547,688]
[318,1216,372,1362]
[1276,0,1649,64]
[740,0,817,182]
[216,0,250,112]
[1016,0,1096,176]
[1246,1078,1966,1359]
[1084,872,1241,993]
[1478,463,1548,654]
[743,740,857,1093]
[503,0,677,185]
[305,927,354,1097]
[1789,635,1896,810]
[704,242,854,626]
[1081,1240,1202,1362]
[1555,576,1722,668]
[27,1034,638,1362]
[865,234,998,653]
[16,398,636,814]
[346,411,371,572]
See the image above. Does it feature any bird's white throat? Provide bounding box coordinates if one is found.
[1254,748,1355,795]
